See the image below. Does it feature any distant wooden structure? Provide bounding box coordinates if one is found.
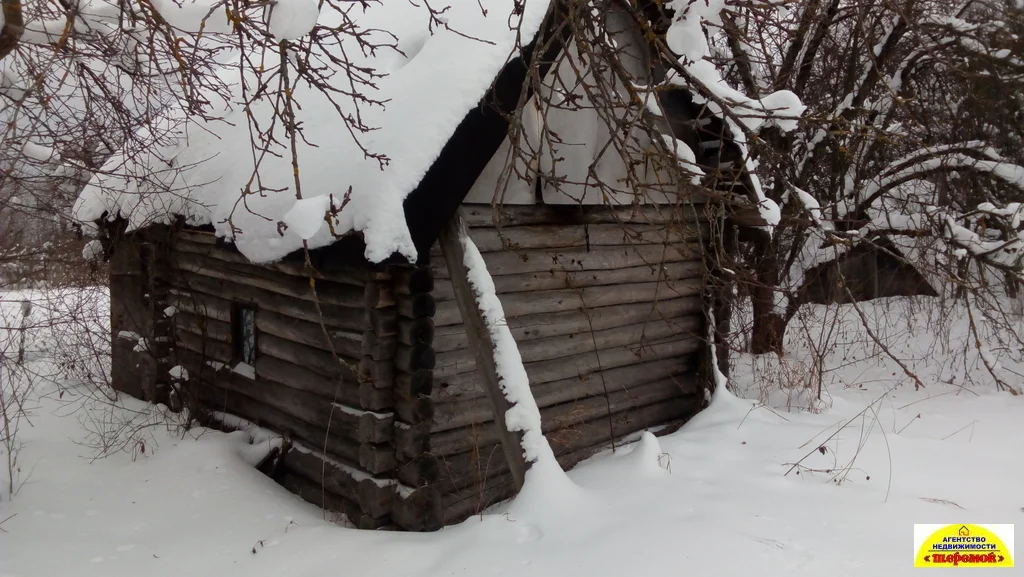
[803,238,938,304]
[91,2,760,531]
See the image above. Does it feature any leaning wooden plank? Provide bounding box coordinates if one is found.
[432,355,697,430]
[437,211,530,493]
[433,315,701,379]
[431,243,701,279]
[459,203,705,228]
[433,278,702,326]
[428,374,698,456]
[432,297,702,351]
[431,260,704,302]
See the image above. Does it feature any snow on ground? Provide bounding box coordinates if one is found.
[1,292,1022,576]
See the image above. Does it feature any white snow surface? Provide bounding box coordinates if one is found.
[73,1,549,265]
[2,291,1023,575]
[265,0,321,41]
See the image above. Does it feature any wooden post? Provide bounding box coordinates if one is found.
[437,210,529,492]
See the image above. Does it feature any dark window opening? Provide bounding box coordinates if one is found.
[231,304,257,366]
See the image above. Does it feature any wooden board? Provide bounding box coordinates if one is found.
[431,244,701,280]
[434,279,703,326]
[433,315,701,379]
[428,374,699,457]
[432,297,702,352]
[431,260,703,301]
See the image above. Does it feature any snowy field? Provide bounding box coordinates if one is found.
[1,290,1021,577]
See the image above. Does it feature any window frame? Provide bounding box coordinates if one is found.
[230,303,258,367]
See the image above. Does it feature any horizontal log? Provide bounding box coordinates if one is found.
[173,235,372,285]
[434,279,702,326]
[359,442,397,475]
[392,266,434,295]
[435,374,691,438]
[191,372,360,465]
[362,330,397,361]
[167,290,232,323]
[397,317,435,346]
[431,260,703,302]
[394,395,435,425]
[208,358,391,444]
[396,454,441,487]
[395,344,436,373]
[433,315,701,379]
[431,243,701,280]
[257,332,356,382]
[277,469,392,529]
[255,355,390,412]
[276,471,358,524]
[463,222,710,253]
[432,297,703,352]
[391,487,443,532]
[367,309,397,339]
[252,355,356,407]
[436,335,701,402]
[394,421,431,462]
[395,370,433,400]
[438,396,699,523]
[429,374,698,457]
[432,355,698,430]
[171,250,365,308]
[168,274,369,331]
[358,357,394,390]
[173,311,232,342]
[459,203,706,228]
[176,330,234,364]
[365,281,395,309]
[397,293,436,319]
[256,308,363,360]
[282,442,396,519]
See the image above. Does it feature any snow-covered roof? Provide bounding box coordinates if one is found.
[73,1,549,265]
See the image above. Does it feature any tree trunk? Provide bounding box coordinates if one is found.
[750,287,786,355]
[749,240,786,355]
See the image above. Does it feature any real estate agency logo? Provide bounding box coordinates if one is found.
[914,524,1014,568]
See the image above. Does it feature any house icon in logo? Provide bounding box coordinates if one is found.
[959,526,970,537]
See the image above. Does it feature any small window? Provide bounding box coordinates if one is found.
[232,304,257,366]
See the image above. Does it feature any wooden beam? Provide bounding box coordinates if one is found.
[437,210,529,493]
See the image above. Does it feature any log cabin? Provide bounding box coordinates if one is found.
[79,2,750,531]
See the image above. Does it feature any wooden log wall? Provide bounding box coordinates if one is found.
[164,229,411,529]
[420,203,710,525]
[108,225,173,406]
